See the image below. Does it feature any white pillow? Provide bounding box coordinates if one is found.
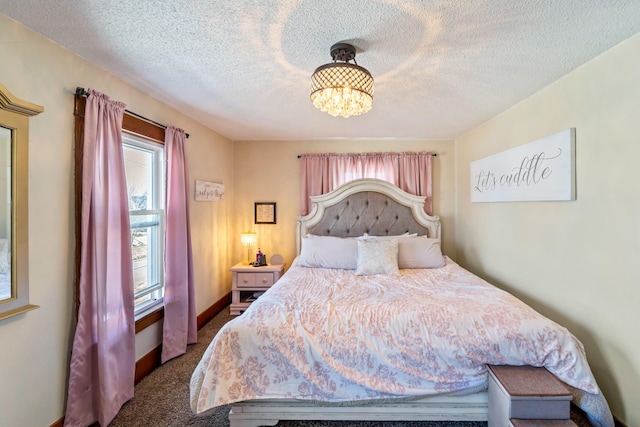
[298,235,358,269]
[397,236,445,269]
[355,239,399,275]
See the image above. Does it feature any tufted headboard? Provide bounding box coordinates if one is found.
[296,178,441,255]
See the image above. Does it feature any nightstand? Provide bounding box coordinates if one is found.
[229,262,285,315]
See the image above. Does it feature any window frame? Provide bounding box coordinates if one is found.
[122,133,166,319]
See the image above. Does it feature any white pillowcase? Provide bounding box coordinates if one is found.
[397,236,445,269]
[298,235,358,269]
[355,239,399,275]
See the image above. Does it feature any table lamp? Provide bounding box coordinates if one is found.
[240,231,257,265]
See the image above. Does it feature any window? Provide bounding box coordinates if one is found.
[122,133,165,317]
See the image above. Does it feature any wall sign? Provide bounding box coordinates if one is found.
[470,128,575,202]
[195,180,224,201]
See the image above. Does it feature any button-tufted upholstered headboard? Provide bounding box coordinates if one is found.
[296,178,441,255]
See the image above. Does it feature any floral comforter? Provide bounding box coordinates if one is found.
[190,257,613,426]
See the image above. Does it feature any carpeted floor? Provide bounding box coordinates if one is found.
[108,307,590,427]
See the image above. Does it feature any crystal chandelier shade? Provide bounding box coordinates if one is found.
[310,43,374,118]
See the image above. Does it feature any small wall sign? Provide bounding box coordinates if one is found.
[195,180,224,201]
[470,128,575,203]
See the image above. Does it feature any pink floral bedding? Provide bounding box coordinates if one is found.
[190,257,613,426]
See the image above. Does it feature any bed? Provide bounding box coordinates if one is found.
[190,178,613,427]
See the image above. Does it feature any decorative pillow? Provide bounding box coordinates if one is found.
[298,235,358,269]
[355,239,399,275]
[397,236,445,269]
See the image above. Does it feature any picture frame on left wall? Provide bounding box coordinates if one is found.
[255,202,276,224]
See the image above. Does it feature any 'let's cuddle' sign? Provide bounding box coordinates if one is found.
[470,128,575,203]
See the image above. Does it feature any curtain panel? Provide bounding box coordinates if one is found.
[300,154,331,216]
[65,90,135,427]
[398,152,433,216]
[300,152,434,217]
[161,125,197,363]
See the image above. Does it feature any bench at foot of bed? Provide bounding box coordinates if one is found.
[488,365,572,427]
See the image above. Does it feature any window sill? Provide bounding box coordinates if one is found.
[135,304,164,334]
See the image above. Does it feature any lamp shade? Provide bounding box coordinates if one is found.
[240,231,257,265]
[310,43,374,118]
[240,231,256,246]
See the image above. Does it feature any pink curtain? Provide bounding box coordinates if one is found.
[300,152,434,216]
[300,154,330,216]
[362,153,398,184]
[329,153,397,188]
[161,125,197,363]
[329,153,362,188]
[300,153,399,216]
[398,152,434,215]
[65,90,135,427]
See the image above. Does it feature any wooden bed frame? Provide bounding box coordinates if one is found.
[229,178,488,427]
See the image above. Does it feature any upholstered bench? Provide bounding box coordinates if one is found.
[488,365,572,427]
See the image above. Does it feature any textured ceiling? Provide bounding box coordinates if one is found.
[1,1,640,141]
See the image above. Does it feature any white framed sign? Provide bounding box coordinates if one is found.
[195,180,224,201]
[470,128,575,202]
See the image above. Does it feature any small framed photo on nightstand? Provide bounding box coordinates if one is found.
[255,202,276,224]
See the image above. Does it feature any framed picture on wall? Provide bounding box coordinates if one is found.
[255,202,276,224]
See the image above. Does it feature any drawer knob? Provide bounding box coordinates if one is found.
[262,278,268,283]
[243,279,249,283]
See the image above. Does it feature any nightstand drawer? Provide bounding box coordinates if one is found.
[254,273,275,287]
[230,262,285,315]
[236,272,275,288]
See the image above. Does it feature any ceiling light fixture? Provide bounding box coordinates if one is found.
[310,43,374,118]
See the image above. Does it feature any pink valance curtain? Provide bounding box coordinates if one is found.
[65,90,135,427]
[300,151,434,216]
[161,125,197,363]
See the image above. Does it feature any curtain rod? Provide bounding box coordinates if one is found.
[297,153,437,158]
[75,87,189,138]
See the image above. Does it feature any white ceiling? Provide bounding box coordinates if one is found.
[2,1,640,141]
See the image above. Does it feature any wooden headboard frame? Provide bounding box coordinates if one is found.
[296,178,441,255]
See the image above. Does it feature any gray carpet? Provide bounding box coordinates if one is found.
[108,307,590,427]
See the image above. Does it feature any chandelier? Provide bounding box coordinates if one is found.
[310,43,374,118]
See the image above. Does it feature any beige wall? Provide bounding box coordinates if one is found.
[0,15,234,426]
[455,33,640,426]
[232,139,456,268]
